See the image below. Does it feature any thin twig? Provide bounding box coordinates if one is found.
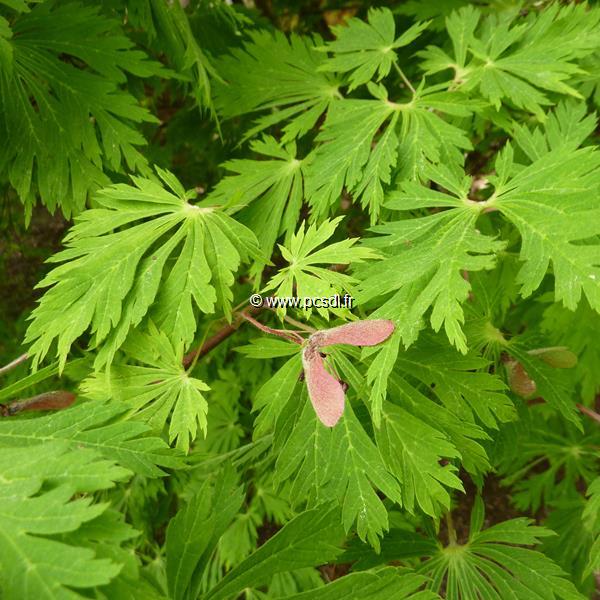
[392,61,416,94]
[181,297,325,368]
[281,314,315,334]
[241,312,303,344]
[0,353,28,376]
[577,403,600,425]
[446,510,457,546]
[185,322,211,375]
[182,306,263,369]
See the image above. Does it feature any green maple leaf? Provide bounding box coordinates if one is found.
[0,441,129,598]
[247,352,303,438]
[214,30,339,142]
[263,217,378,317]
[368,500,585,599]
[82,323,210,453]
[376,400,462,517]
[395,337,515,429]
[283,567,440,599]
[334,336,511,514]
[152,0,218,113]
[583,477,600,579]
[419,4,600,119]
[317,7,429,91]
[418,504,585,599]
[0,397,182,477]
[511,101,597,161]
[387,374,491,477]
[275,399,402,550]
[25,167,260,370]
[244,334,500,527]
[356,162,505,352]
[342,333,508,468]
[0,2,167,216]
[540,499,595,589]
[205,504,344,600]
[490,142,600,313]
[207,136,305,276]
[166,468,244,600]
[113,0,225,116]
[305,92,398,222]
[358,110,600,352]
[497,419,598,512]
[305,83,476,222]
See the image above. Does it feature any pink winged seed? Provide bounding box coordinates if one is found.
[302,319,395,427]
[302,347,345,428]
[313,319,395,348]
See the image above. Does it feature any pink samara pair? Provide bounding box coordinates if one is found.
[245,314,395,427]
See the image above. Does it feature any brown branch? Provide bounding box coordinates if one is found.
[577,403,600,425]
[182,306,263,369]
[0,353,29,376]
[0,390,76,417]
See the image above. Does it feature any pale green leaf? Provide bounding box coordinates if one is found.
[251,354,302,437]
[305,85,475,221]
[411,509,584,599]
[214,30,339,142]
[419,4,600,118]
[491,143,600,313]
[356,163,505,352]
[0,442,127,599]
[0,1,167,215]
[166,468,244,600]
[583,477,600,579]
[82,324,210,453]
[317,7,428,90]
[207,136,305,275]
[0,398,182,477]
[264,217,378,317]
[376,401,462,517]
[282,567,440,599]
[25,167,259,370]
[205,504,345,600]
[276,399,402,549]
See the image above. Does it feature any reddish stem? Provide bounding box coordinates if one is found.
[182,306,265,369]
[240,313,304,344]
[0,390,76,417]
[577,403,600,425]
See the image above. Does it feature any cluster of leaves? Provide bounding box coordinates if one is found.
[1,0,600,598]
